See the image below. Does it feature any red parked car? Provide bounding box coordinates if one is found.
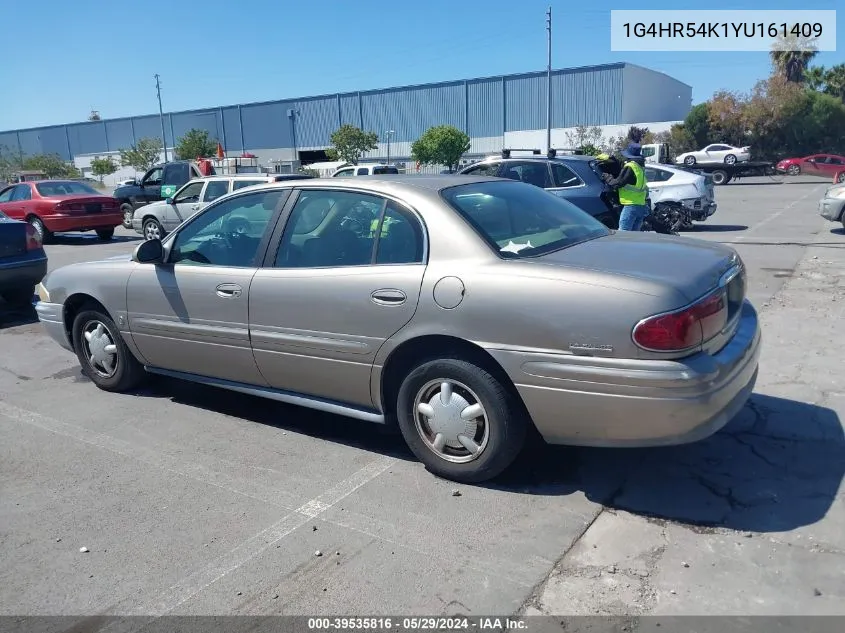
[776,154,845,181]
[0,180,123,243]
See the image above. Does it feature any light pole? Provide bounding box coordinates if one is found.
[155,74,168,162]
[385,130,395,164]
[546,6,552,155]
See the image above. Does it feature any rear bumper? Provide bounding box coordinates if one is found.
[819,197,845,222]
[686,200,717,221]
[0,256,47,292]
[43,213,123,232]
[488,300,761,447]
[35,300,73,352]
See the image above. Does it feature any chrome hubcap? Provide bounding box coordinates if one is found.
[82,321,118,378]
[144,221,161,241]
[413,379,489,463]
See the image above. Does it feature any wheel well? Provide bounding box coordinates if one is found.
[379,335,526,420]
[63,294,110,343]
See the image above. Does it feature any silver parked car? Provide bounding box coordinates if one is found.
[132,174,314,240]
[818,183,845,229]
[35,176,761,483]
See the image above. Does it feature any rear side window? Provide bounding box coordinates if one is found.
[164,162,189,185]
[462,162,500,177]
[373,166,399,175]
[203,180,230,202]
[0,187,16,203]
[356,167,369,175]
[499,162,553,189]
[233,180,267,191]
[551,163,583,188]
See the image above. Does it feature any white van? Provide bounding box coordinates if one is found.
[331,164,400,177]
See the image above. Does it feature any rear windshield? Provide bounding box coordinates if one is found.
[36,181,99,196]
[441,180,610,258]
[373,166,399,175]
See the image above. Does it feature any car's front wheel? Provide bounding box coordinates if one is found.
[121,203,134,229]
[143,217,165,241]
[787,164,801,176]
[396,358,526,483]
[72,307,145,392]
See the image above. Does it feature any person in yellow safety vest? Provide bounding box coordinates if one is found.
[600,143,649,231]
[368,214,399,238]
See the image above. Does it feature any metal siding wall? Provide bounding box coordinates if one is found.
[361,83,463,143]
[17,130,42,156]
[170,111,221,145]
[339,94,360,127]
[105,119,135,152]
[291,96,338,148]
[621,65,691,124]
[239,102,292,150]
[0,132,19,154]
[467,78,503,138]
[132,115,169,147]
[505,74,546,132]
[38,126,69,159]
[221,107,243,152]
[66,123,107,157]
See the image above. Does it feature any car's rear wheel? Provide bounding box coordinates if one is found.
[787,164,800,176]
[1,286,34,307]
[121,203,134,228]
[395,358,526,483]
[27,215,53,244]
[143,217,165,241]
[96,228,114,241]
[724,154,737,165]
[72,307,145,392]
[711,170,730,185]
[684,156,696,166]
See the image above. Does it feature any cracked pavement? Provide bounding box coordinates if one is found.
[1,178,843,617]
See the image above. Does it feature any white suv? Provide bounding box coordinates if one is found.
[132,174,311,240]
[331,164,400,177]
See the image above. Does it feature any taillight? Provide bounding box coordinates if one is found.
[25,223,42,251]
[632,289,728,352]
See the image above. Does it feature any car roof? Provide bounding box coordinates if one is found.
[474,154,595,164]
[237,174,498,195]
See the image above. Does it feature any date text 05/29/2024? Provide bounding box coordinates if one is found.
[622,22,823,39]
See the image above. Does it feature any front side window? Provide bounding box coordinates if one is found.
[143,168,163,186]
[441,180,609,259]
[333,168,354,177]
[169,190,284,267]
[274,190,385,268]
[202,180,230,202]
[174,181,204,204]
[551,163,583,188]
[0,187,15,203]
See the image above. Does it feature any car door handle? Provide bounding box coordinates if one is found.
[216,283,242,298]
[371,289,406,306]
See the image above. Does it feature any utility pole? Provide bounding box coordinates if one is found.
[155,74,168,162]
[546,6,552,154]
[386,130,394,164]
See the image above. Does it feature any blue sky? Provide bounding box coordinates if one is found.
[0,0,841,130]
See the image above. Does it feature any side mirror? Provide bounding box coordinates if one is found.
[133,238,164,264]
[165,197,174,205]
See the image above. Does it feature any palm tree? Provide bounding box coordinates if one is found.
[770,30,819,83]
[804,66,827,91]
[823,64,845,102]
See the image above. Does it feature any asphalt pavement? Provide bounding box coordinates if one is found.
[0,176,843,618]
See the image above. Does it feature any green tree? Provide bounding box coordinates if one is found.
[821,64,845,102]
[564,125,606,153]
[21,154,79,179]
[175,129,217,160]
[91,156,117,182]
[328,124,379,165]
[119,137,163,173]
[411,125,471,173]
[804,66,828,92]
[0,145,22,182]
[683,103,712,148]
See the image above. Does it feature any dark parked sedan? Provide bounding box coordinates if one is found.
[0,210,47,307]
[458,152,619,226]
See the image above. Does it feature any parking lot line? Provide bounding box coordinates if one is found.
[0,401,300,511]
[734,184,826,241]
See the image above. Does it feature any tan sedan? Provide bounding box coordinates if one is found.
[36,176,761,483]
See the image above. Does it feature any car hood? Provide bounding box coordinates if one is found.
[533,232,739,302]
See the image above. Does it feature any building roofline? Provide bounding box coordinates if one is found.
[0,63,632,135]
[621,62,694,91]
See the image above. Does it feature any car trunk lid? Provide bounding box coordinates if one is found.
[52,195,117,215]
[536,232,741,303]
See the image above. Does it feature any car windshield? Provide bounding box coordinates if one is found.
[441,180,610,258]
[36,181,100,196]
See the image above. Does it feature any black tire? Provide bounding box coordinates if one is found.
[837,172,845,184]
[1,286,34,307]
[28,215,53,244]
[711,170,729,185]
[684,155,696,166]
[96,228,114,241]
[121,203,134,229]
[142,217,165,241]
[72,306,145,392]
[787,164,800,176]
[724,154,737,165]
[395,358,527,483]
